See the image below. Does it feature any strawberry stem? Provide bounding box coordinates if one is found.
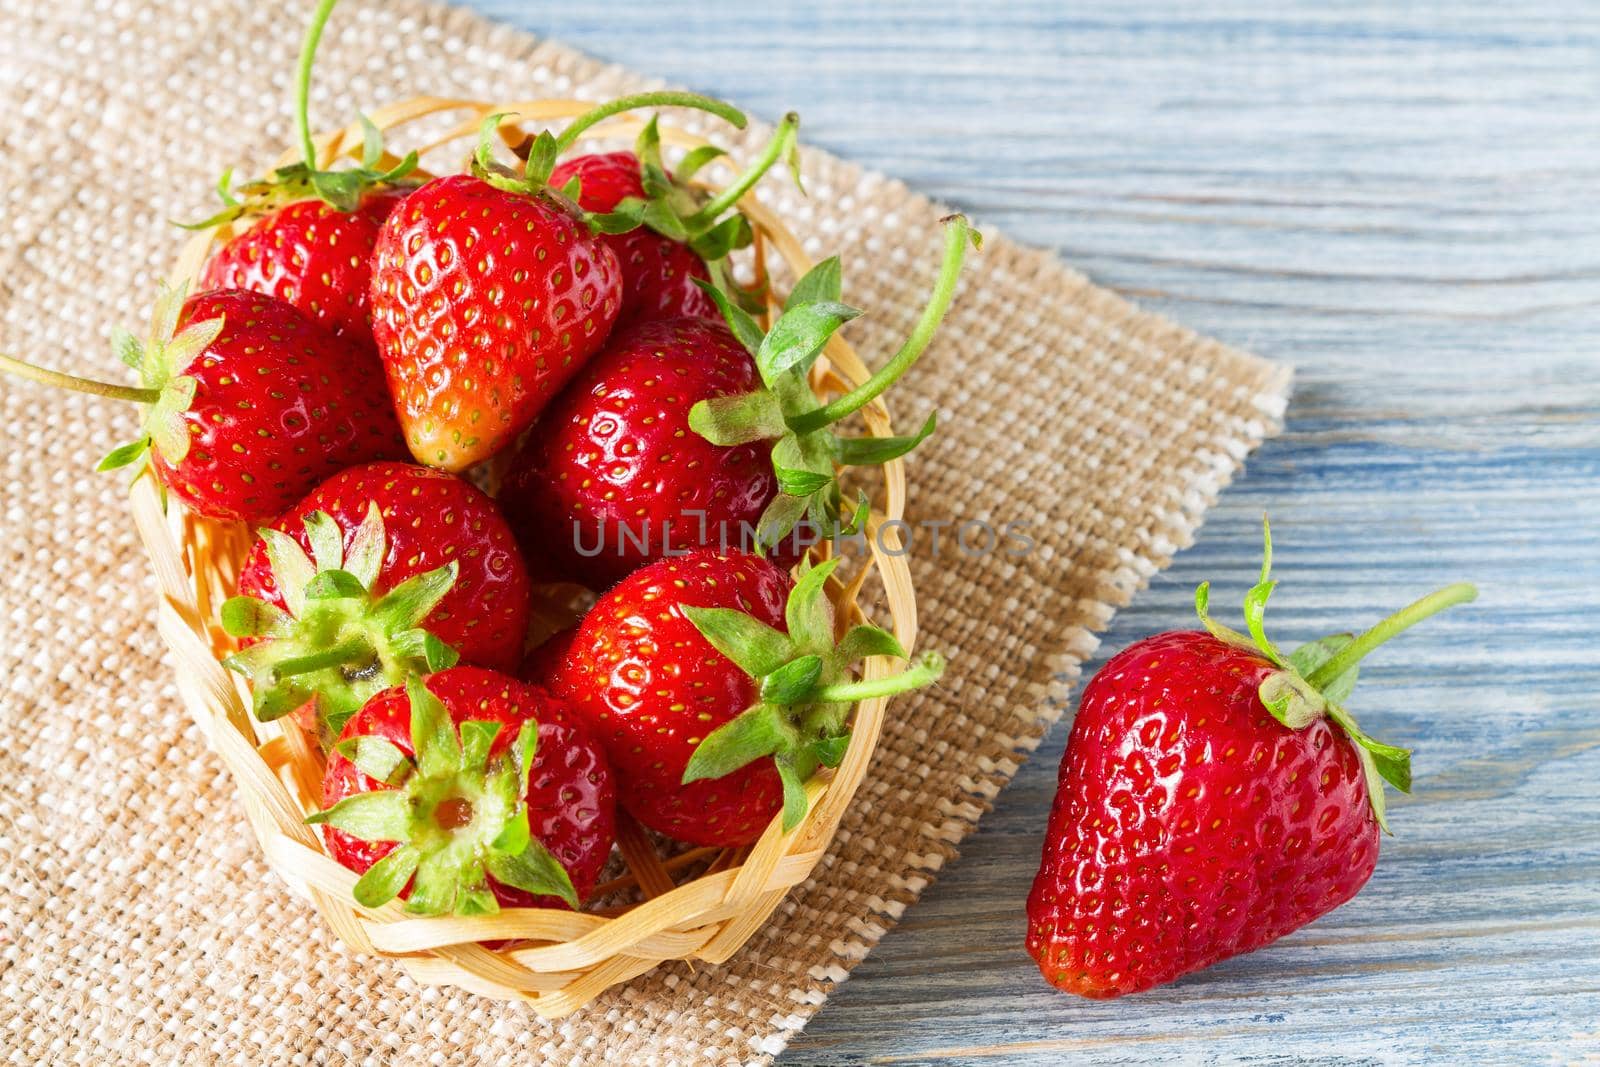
[0,351,159,404]
[685,112,800,228]
[553,91,747,154]
[1304,582,1478,691]
[787,215,978,434]
[295,0,341,170]
[808,651,945,704]
[271,637,372,679]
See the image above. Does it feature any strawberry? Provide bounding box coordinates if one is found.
[368,172,621,471]
[199,187,411,349]
[549,152,717,328]
[0,285,406,523]
[1026,522,1476,998]
[367,94,748,472]
[187,0,417,348]
[310,667,617,916]
[497,316,780,588]
[497,217,981,584]
[536,549,943,848]
[548,110,800,329]
[224,461,531,737]
[518,627,577,685]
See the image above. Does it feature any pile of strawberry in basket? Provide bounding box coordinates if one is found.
[0,9,967,919]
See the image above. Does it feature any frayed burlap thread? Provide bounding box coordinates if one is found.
[0,0,1290,1063]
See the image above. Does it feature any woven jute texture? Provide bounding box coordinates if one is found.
[0,1,1291,1062]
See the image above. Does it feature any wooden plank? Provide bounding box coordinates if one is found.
[456,1,1600,1061]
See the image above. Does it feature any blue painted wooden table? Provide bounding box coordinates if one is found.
[461,2,1599,1061]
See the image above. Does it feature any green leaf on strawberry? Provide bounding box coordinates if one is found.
[82,283,219,475]
[476,100,795,321]
[585,110,800,263]
[472,94,747,201]
[221,501,461,739]
[308,676,578,914]
[687,215,981,553]
[680,557,945,831]
[1194,517,1478,832]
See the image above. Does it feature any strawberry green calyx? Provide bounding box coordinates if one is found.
[475,99,792,313]
[221,503,460,737]
[307,676,578,914]
[0,341,168,474]
[0,281,226,476]
[183,119,417,228]
[681,557,945,831]
[688,215,981,551]
[182,0,417,228]
[472,91,748,201]
[587,112,802,298]
[100,284,220,472]
[1194,517,1478,832]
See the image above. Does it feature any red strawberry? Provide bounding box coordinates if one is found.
[367,94,751,472]
[497,316,781,587]
[539,549,943,847]
[225,461,531,736]
[1026,523,1476,997]
[369,172,623,471]
[550,152,717,328]
[509,216,977,570]
[518,627,577,685]
[311,667,617,917]
[137,289,406,521]
[0,286,406,523]
[200,187,410,349]
[550,109,807,330]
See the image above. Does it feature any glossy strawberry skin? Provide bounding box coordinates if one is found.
[518,627,577,686]
[550,152,717,328]
[546,550,793,848]
[200,188,409,350]
[1026,631,1379,998]
[154,289,407,523]
[368,174,624,471]
[321,667,617,910]
[236,461,531,672]
[498,316,779,588]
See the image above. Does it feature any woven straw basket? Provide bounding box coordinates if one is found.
[133,96,919,1018]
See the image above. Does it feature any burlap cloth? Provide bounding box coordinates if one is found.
[0,1,1290,1062]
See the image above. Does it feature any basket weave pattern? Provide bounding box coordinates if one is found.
[137,96,919,1018]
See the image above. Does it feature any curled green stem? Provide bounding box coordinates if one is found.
[686,112,800,228]
[1304,582,1479,690]
[553,91,746,153]
[788,215,978,434]
[809,651,945,705]
[295,0,341,169]
[0,351,158,405]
